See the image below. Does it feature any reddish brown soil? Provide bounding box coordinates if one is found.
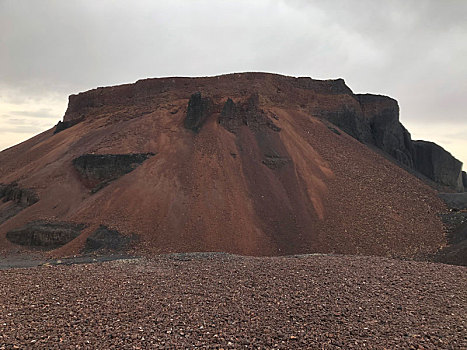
[0,73,446,258]
[0,254,465,349]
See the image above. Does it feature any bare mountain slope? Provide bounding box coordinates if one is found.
[0,73,450,258]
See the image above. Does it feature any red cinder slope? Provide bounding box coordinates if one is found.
[0,73,446,258]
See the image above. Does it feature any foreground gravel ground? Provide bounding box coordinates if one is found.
[0,253,466,349]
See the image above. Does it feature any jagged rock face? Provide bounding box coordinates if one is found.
[413,141,464,191]
[219,95,281,134]
[6,221,86,249]
[357,94,414,168]
[321,94,415,169]
[54,116,84,134]
[318,106,371,144]
[62,74,359,123]
[318,92,463,190]
[463,171,467,189]
[183,92,213,132]
[73,153,154,192]
[218,98,238,132]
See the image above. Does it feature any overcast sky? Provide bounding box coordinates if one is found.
[1,0,466,166]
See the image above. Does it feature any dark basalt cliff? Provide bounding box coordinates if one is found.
[59,72,463,191]
[73,153,154,192]
[318,94,415,167]
[317,93,463,191]
[183,92,213,132]
[357,94,414,168]
[413,141,464,192]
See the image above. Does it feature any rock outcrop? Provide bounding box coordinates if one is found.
[183,92,213,132]
[314,92,463,191]
[0,183,39,225]
[317,105,371,144]
[357,94,415,168]
[83,225,134,254]
[413,141,464,192]
[218,95,280,134]
[0,183,38,207]
[463,171,467,189]
[6,221,86,249]
[73,153,154,192]
[54,116,84,134]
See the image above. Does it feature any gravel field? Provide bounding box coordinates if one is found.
[0,253,466,349]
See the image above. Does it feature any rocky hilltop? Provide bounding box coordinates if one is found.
[0,73,463,261]
[62,73,464,192]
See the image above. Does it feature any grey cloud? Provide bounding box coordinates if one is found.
[0,1,466,135]
[9,108,57,119]
[2,116,57,127]
[284,0,467,123]
[0,125,44,134]
[444,131,467,140]
[2,117,29,125]
[436,131,467,147]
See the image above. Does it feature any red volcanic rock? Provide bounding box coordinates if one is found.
[0,73,456,258]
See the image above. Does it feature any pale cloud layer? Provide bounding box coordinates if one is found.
[1,0,466,166]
